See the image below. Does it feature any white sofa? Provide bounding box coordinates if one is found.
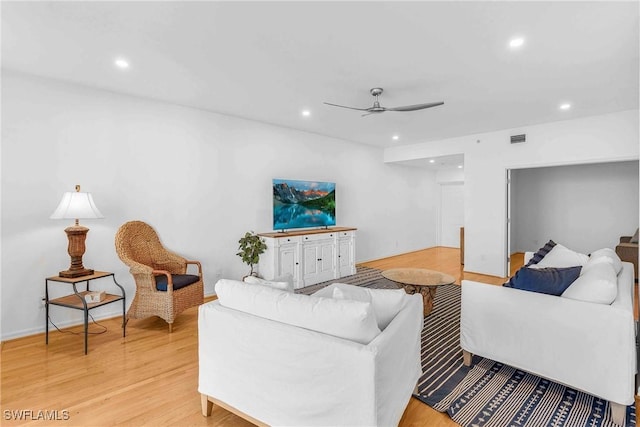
[460,251,636,425]
[199,280,423,427]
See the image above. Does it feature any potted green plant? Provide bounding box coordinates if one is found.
[236,231,268,278]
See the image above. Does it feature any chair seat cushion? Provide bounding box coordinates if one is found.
[155,274,200,291]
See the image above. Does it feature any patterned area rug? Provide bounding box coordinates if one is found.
[297,268,637,427]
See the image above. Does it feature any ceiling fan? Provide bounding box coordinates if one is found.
[324,88,444,117]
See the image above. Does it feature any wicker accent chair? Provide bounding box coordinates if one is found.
[115,221,204,332]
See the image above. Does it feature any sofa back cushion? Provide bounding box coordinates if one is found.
[330,284,407,330]
[215,279,381,344]
[561,258,618,304]
[529,243,589,268]
[588,248,623,274]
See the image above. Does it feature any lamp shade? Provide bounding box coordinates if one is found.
[50,191,103,220]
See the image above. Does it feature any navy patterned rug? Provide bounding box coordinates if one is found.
[299,268,636,427]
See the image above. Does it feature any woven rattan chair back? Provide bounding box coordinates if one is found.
[115,221,204,332]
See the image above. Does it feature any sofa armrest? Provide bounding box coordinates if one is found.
[460,280,635,406]
[198,302,378,426]
[616,245,638,279]
[368,294,423,426]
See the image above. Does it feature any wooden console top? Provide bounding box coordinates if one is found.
[258,227,357,238]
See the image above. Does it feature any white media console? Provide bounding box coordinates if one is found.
[257,227,357,289]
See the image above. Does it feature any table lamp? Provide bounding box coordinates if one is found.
[50,185,104,278]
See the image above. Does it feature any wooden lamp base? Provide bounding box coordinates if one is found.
[59,268,94,278]
[59,224,94,278]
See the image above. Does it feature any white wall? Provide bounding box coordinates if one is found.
[436,168,464,184]
[385,109,639,276]
[438,183,464,248]
[1,71,438,340]
[511,161,639,254]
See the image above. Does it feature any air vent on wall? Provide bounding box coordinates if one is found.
[510,134,526,144]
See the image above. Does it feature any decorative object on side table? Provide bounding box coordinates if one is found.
[236,231,267,278]
[50,184,103,278]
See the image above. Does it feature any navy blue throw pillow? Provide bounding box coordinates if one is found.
[155,274,200,291]
[504,266,581,296]
[525,239,557,267]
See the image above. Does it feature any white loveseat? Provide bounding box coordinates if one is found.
[199,280,423,427]
[460,249,636,425]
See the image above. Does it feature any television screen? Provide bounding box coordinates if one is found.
[273,179,336,230]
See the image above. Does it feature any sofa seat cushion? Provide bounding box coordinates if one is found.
[215,279,381,344]
[504,266,581,296]
[154,274,200,291]
[562,257,618,304]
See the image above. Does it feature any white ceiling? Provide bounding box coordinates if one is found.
[2,1,638,151]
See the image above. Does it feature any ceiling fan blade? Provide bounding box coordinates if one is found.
[386,101,444,112]
[361,111,378,117]
[323,102,369,112]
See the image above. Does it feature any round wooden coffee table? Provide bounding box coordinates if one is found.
[381,268,456,316]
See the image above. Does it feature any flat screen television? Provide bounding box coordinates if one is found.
[273,179,336,231]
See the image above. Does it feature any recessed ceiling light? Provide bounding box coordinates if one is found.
[559,103,571,110]
[392,135,399,141]
[509,37,525,49]
[301,109,311,117]
[114,58,130,69]
[457,165,463,169]
[429,159,435,164]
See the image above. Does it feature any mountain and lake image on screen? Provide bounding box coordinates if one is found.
[273,179,336,230]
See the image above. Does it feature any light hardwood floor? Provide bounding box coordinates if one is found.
[0,247,522,426]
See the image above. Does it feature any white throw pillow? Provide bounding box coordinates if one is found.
[561,260,618,304]
[215,279,381,344]
[530,244,589,268]
[331,284,406,330]
[243,275,294,292]
[311,285,337,299]
[588,248,623,274]
[580,256,615,276]
[333,286,372,303]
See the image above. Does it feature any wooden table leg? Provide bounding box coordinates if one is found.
[403,285,437,316]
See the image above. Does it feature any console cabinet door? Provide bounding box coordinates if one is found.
[338,231,356,277]
[278,243,300,287]
[318,240,336,280]
[259,236,301,288]
[302,239,336,285]
[302,243,320,279]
